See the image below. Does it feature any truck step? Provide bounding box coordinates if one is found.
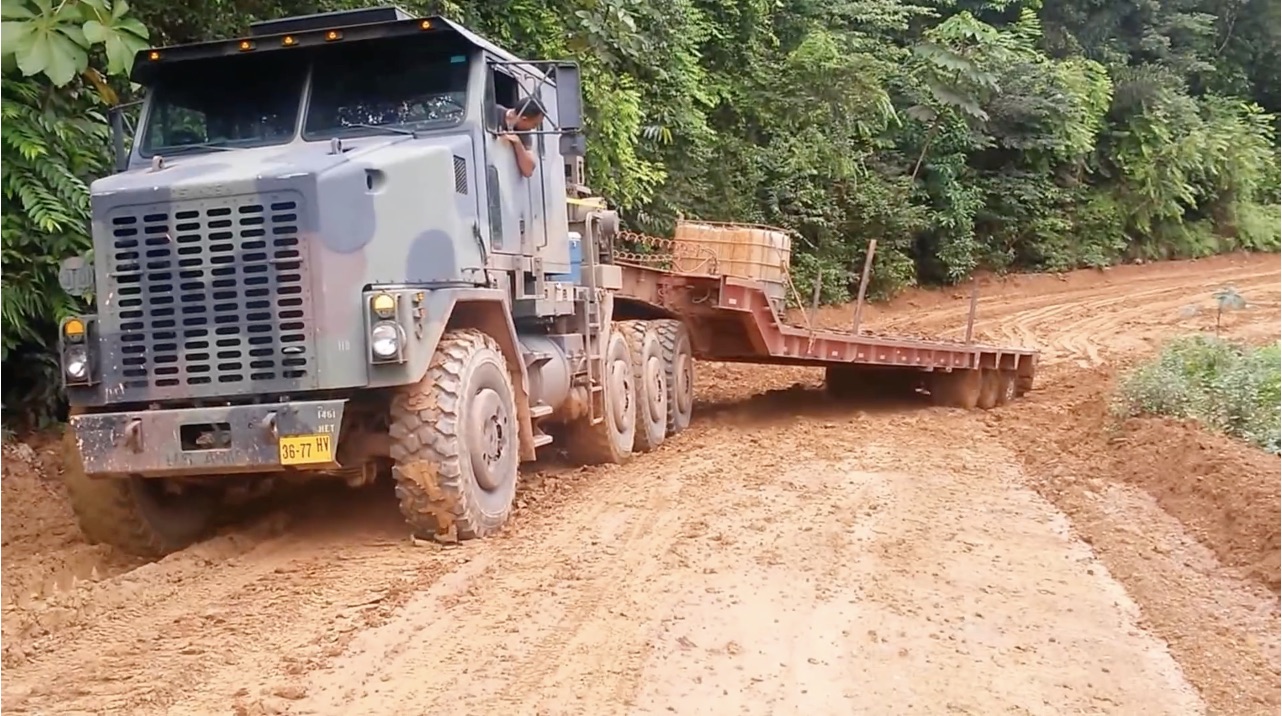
[532,432,554,448]
[529,403,554,419]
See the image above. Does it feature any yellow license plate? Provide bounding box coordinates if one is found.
[278,434,333,466]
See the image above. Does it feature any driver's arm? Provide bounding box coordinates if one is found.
[507,135,537,179]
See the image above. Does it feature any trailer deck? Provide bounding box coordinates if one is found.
[609,232,1039,406]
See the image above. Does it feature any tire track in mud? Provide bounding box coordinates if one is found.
[278,447,730,715]
[1,496,459,714]
[881,266,1279,367]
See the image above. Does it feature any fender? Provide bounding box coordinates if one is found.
[363,286,536,460]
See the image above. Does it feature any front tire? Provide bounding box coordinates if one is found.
[62,426,218,558]
[389,328,520,540]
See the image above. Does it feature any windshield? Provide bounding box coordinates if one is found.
[304,37,470,138]
[140,53,308,156]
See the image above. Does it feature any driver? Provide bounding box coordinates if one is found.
[495,95,545,179]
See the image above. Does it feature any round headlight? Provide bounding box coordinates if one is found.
[65,346,89,379]
[370,322,400,358]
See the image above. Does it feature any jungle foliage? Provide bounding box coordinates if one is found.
[1,0,1279,425]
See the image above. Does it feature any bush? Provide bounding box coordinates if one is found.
[1114,335,1281,453]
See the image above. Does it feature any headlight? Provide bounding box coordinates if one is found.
[370,322,400,358]
[65,345,89,380]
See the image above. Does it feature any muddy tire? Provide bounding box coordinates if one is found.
[977,369,1002,410]
[389,328,519,540]
[620,320,667,452]
[929,369,983,409]
[62,428,217,558]
[565,327,637,465]
[996,370,1018,406]
[654,319,694,436]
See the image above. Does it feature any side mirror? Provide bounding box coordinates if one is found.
[108,106,128,172]
[554,62,585,157]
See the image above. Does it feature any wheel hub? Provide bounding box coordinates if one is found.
[644,354,665,422]
[468,387,511,491]
[676,354,693,412]
[610,358,631,426]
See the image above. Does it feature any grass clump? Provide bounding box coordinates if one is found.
[1114,335,1281,453]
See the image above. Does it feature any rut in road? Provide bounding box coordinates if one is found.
[1,253,1277,715]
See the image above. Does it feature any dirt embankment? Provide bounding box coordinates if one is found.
[0,252,1278,715]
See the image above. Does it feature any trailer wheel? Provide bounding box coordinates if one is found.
[565,327,637,465]
[620,320,668,452]
[654,319,694,436]
[389,328,519,540]
[62,425,218,558]
[997,370,1018,405]
[977,369,1003,410]
[929,369,983,409]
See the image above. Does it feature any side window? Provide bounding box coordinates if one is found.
[486,66,520,131]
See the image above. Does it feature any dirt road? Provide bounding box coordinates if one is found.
[3,253,1278,715]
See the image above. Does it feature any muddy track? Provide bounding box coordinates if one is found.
[2,252,1278,715]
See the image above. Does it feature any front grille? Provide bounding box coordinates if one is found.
[104,191,316,401]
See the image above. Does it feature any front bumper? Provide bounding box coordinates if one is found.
[70,400,347,478]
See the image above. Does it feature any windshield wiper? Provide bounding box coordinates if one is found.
[342,123,419,138]
[156,140,238,156]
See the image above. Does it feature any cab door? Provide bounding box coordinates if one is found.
[482,61,536,256]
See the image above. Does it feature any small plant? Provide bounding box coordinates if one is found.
[1114,335,1281,453]
[1212,285,1247,336]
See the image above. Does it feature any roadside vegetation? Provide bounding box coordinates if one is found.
[1115,335,1281,454]
[3,0,1280,427]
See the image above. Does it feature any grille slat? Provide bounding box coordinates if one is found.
[104,192,315,399]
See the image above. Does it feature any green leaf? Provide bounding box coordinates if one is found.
[0,18,31,46]
[112,0,130,21]
[15,29,52,76]
[42,29,87,84]
[81,18,106,43]
[0,0,34,19]
[57,22,87,48]
[103,32,134,74]
[116,15,146,39]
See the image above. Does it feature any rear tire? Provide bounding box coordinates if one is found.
[654,319,694,436]
[62,426,218,558]
[620,320,667,452]
[977,369,1002,410]
[996,370,1018,406]
[929,369,982,409]
[565,327,637,465]
[389,328,519,540]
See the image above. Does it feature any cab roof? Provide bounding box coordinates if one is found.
[131,7,524,84]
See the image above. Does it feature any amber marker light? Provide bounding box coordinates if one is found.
[282,35,297,46]
[63,318,86,342]
[371,293,396,318]
[325,30,342,41]
[419,19,432,30]
[148,50,160,60]
[238,40,255,51]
